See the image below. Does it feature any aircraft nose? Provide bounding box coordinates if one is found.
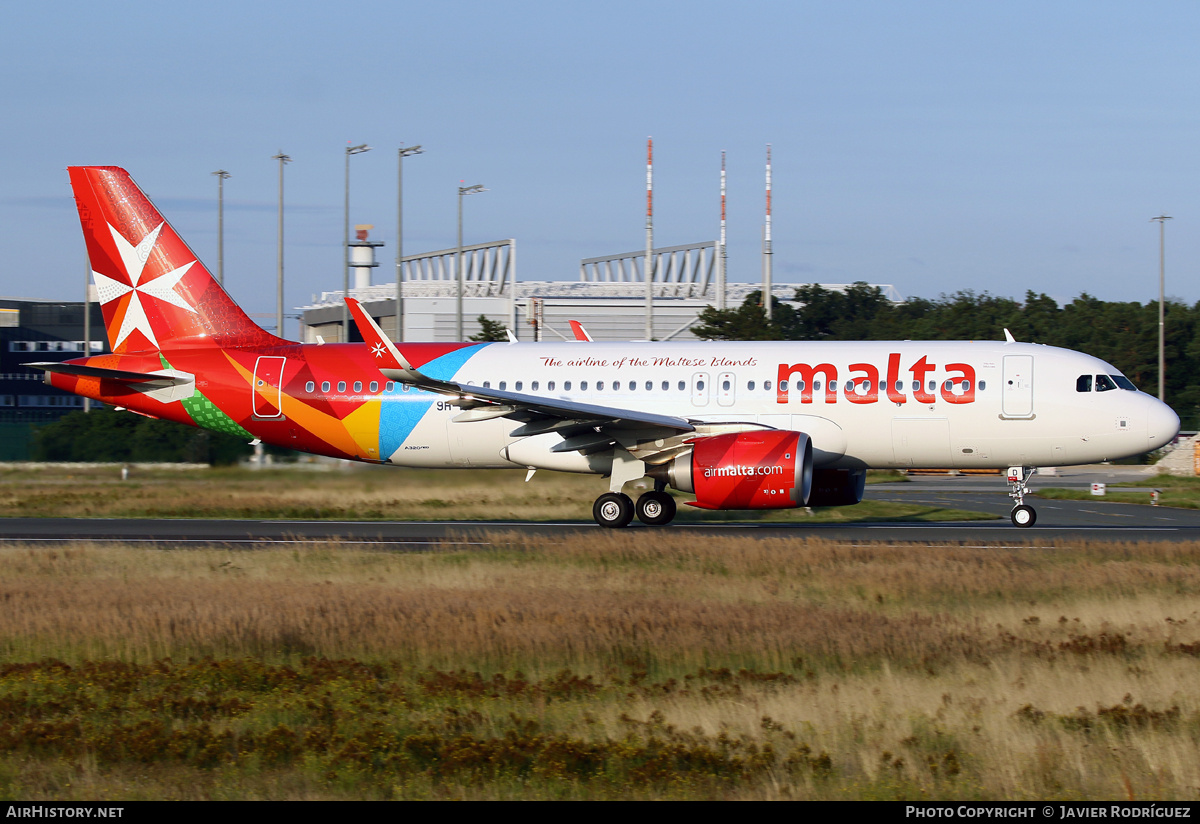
[1147,398,1180,451]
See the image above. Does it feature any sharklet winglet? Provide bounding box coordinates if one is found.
[344,297,432,384]
[569,320,594,342]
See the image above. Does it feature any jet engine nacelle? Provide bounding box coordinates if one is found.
[665,430,813,510]
[806,468,867,507]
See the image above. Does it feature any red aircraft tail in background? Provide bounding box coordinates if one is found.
[69,166,282,353]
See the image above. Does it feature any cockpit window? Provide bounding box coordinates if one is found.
[1076,375,1092,392]
[1111,375,1137,391]
[1095,374,1117,392]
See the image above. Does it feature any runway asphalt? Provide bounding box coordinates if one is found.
[0,465,1195,548]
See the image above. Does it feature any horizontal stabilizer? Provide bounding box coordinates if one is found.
[25,362,191,385]
[26,362,195,404]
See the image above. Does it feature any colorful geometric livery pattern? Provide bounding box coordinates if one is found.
[49,167,490,463]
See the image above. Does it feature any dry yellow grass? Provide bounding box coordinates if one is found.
[1,534,1199,799]
[3,535,1199,667]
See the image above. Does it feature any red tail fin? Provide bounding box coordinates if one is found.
[69,166,283,353]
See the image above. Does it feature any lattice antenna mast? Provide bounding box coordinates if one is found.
[644,137,654,340]
[762,144,773,321]
[719,151,727,311]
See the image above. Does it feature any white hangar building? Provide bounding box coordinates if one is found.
[298,236,901,344]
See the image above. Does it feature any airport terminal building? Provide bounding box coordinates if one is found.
[298,235,901,343]
[0,297,107,459]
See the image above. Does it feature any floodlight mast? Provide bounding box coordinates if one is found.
[396,144,424,342]
[342,143,371,339]
[1151,214,1172,402]
[211,169,231,287]
[457,183,487,341]
[271,154,289,337]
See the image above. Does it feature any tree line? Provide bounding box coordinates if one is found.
[34,409,252,465]
[693,284,1200,429]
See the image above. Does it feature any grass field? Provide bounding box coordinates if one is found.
[0,464,988,524]
[0,534,1198,800]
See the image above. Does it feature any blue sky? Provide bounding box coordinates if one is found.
[2,0,1197,327]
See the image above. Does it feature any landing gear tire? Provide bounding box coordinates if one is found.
[1011,505,1037,528]
[1007,466,1037,528]
[636,491,677,526]
[594,492,635,528]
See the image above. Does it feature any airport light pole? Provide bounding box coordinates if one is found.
[457,183,486,341]
[1151,214,1172,402]
[396,145,424,343]
[271,154,289,338]
[343,143,371,340]
[211,170,230,287]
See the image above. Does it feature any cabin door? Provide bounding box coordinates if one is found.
[252,356,286,419]
[1002,355,1034,418]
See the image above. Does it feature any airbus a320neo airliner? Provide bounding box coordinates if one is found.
[28,167,1180,528]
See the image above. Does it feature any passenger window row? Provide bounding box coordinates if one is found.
[481,379,686,392]
[469,378,985,393]
[300,375,992,397]
[304,380,393,395]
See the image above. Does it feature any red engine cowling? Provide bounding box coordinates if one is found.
[667,430,813,510]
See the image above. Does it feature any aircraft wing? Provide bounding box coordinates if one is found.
[445,383,695,433]
[344,298,696,440]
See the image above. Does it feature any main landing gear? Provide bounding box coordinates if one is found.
[1007,466,1037,528]
[635,490,676,526]
[593,493,634,528]
[593,488,678,528]
[592,450,678,528]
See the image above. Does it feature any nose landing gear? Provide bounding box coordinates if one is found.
[1007,466,1037,528]
[1011,504,1036,527]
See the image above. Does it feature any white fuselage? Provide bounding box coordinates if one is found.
[385,340,1179,472]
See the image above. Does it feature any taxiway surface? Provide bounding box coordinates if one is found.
[1,466,1193,548]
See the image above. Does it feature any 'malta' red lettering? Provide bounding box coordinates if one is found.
[886,353,906,404]
[845,363,879,404]
[776,362,837,404]
[941,363,976,404]
[776,355,976,405]
[910,356,937,403]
